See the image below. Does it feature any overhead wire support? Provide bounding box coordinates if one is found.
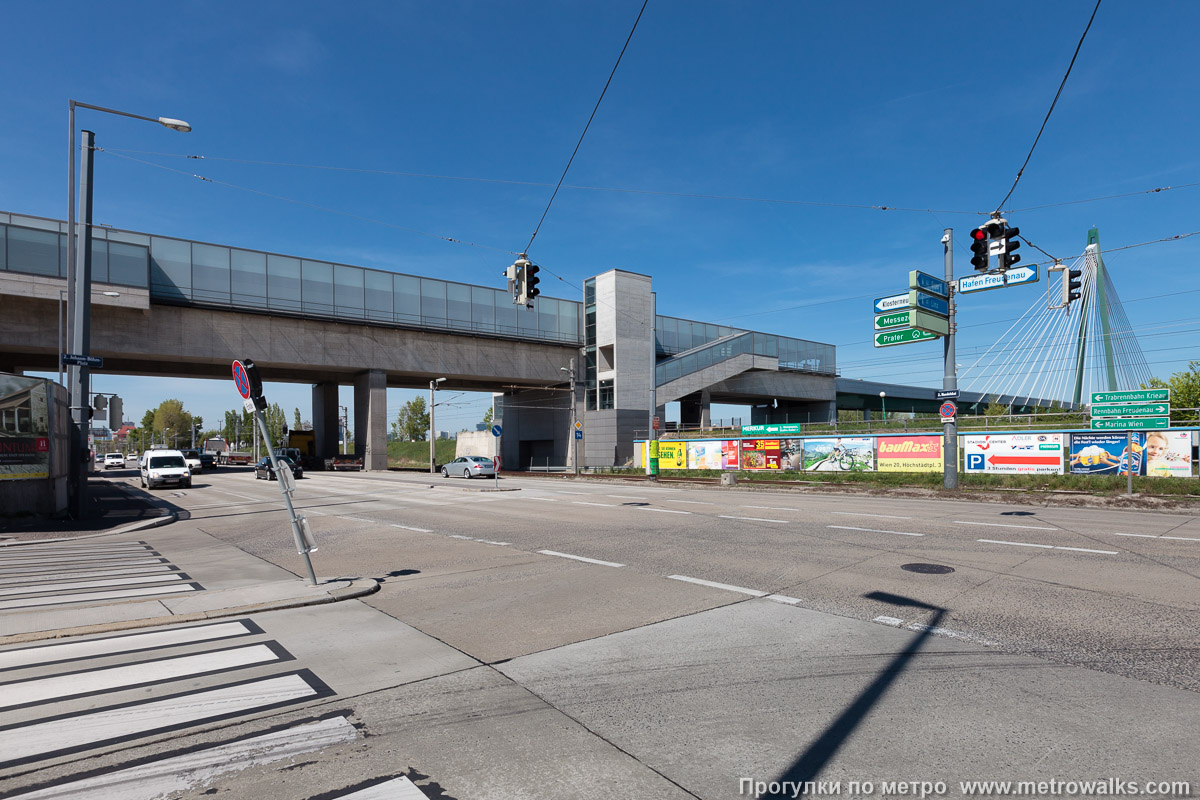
[993,0,1102,214]
[523,0,649,254]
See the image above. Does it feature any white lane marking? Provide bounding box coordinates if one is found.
[450,535,472,540]
[1114,532,1200,542]
[553,491,590,495]
[537,550,624,568]
[667,575,767,597]
[906,623,1000,647]
[638,507,691,514]
[0,558,169,578]
[0,644,282,710]
[0,583,196,611]
[203,488,268,502]
[390,524,432,533]
[0,572,184,599]
[665,499,714,505]
[330,775,428,800]
[607,495,647,500]
[527,497,559,502]
[766,594,802,605]
[718,515,789,524]
[873,616,905,627]
[0,673,320,766]
[828,525,924,537]
[977,539,1117,555]
[337,516,380,524]
[479,540,510,546]
[744,505,794,511]
[0,564,176,587]
[572,501,616,507]
[302,509,328,516]
[954,520,1057,531]
[831,511,913,520]
[5,716,359,800]
[0,621,254,672]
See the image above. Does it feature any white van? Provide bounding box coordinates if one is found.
[140,449,192,490]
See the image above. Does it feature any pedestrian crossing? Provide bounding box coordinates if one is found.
[0,618,334,771]
[0,540,202,611]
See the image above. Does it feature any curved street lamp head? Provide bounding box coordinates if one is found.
[101,291,120,297]
[157,117,192,132]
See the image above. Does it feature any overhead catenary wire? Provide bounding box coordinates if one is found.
[993,0,1103,213]
[522,0,648,254]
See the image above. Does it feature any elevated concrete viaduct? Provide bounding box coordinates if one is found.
[0,273,577,470]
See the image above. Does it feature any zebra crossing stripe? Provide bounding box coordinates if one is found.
[0,642,289,711]
[0,670,331,768]
[0,620,258,672]
[0,553,167,569]
[0,572,187,599]
[0,543,153,555]
[0,564,179,588]
[331,776,429,799]
[0,582,198,611]
[0,558,168,578]
[2,716,358,799]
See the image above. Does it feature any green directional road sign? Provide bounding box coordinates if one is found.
[742,423,804,435]
[874,311,910,330]
[1090,417,1170,431]
[1092,403,1170,417]
[908,309,949,336]
[1091,389,1169,404]
[874,328,939,348]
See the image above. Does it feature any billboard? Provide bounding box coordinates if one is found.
[687,439,739,470]
[657,441,688,470]
[0,375,51,480]
[877,435,944,472]
[781,438,804,471]
[1070,431,1192,477]
[963,433,1063,475]
[803,437,875,472]
[740,439,781,470]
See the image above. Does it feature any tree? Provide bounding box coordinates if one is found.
[1144,361,1200,421]
[983,395,1010,417]
[264,403,287,445]
[151,399,194,447]
[482,406,493,427]
[141,409,156,431]
[294,408,303,431]
[395,397,429,442]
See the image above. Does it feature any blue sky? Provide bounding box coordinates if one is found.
[4,1,1198,434]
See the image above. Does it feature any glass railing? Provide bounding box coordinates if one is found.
[656,330,836,385]
[0,213,582,346]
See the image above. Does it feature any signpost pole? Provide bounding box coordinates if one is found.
[1127,430,1134,496]
[254,407,318,586]
[943,228,958,490]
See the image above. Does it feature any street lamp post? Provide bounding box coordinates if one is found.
[66,100,190,519]
[880,391,887,425]
[429,378,446,473]
[58,290,119,385]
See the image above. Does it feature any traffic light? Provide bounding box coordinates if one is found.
[504,263,519,300]
[999,226,1021,271]
[969,227,990,271]
[1064,268,1083,305]
[525,263,541,306]
[109,396,123,428]
[511,256,531,305]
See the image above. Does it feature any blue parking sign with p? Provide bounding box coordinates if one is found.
[966,453,985,471]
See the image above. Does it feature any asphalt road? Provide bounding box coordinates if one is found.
[3,467,1196,799]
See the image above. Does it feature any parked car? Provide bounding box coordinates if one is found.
[140,450,191,489]
[103,452,125,470]
[181,449,203,473]
[441,455,496,479]
[255,456,303,481]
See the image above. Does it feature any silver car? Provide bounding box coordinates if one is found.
[441,456,496,479]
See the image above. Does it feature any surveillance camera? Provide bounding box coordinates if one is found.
[940,233,951,244]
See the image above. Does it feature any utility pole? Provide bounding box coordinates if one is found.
[429,378,446,473]
[562,359,579,474]
[943,228,959,490]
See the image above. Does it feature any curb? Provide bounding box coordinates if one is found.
[0,578,381,646]
[0,512,177,548]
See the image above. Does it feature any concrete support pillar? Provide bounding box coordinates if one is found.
[678,390,712,429]
[353,369,388,471]
[312,382,339,461]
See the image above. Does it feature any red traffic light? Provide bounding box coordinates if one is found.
[970,227,988,241]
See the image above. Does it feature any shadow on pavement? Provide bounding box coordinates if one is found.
[762,591,945,799]
[0,477,176,539]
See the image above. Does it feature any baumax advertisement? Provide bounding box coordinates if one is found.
[876,435,944,472]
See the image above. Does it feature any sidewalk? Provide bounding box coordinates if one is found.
[0,477,174,540]
[0,485,378,644]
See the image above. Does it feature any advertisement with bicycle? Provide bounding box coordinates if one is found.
[803,437,875,472]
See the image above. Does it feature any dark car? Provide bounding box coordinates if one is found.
[254,456,303,481]
[199,451,216,470]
